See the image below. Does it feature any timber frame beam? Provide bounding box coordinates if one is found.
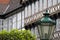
[0,0,37,19]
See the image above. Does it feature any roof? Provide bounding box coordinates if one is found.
[0,0,20,15]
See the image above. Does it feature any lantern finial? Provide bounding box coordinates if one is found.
[46,9,48,13]
[43,10,49,16]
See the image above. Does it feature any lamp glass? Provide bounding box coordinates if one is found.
[39,23,55,40]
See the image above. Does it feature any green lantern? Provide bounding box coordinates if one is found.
[36,10,56,40]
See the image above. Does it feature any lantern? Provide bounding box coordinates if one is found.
[36,10,56,40]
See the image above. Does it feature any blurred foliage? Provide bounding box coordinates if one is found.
[0,29,36,40]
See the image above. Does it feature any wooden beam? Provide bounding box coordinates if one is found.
[0,0,37,19]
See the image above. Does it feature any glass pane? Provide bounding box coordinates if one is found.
[49,25,55,39]
[43,26,49,34]
[42,26,49,39]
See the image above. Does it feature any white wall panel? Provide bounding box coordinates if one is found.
[35,1,39,13]
[0,19,3,31]
[48,0,52,7]
[44,0,47,9]
[40,0,43,10]
[56,19,60,31]
[58,0,60,3]
[25,7,28,18]
[53,0,57,5]
[12,15,17,29]
[27,5,32,16]
[32,3,35,15]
